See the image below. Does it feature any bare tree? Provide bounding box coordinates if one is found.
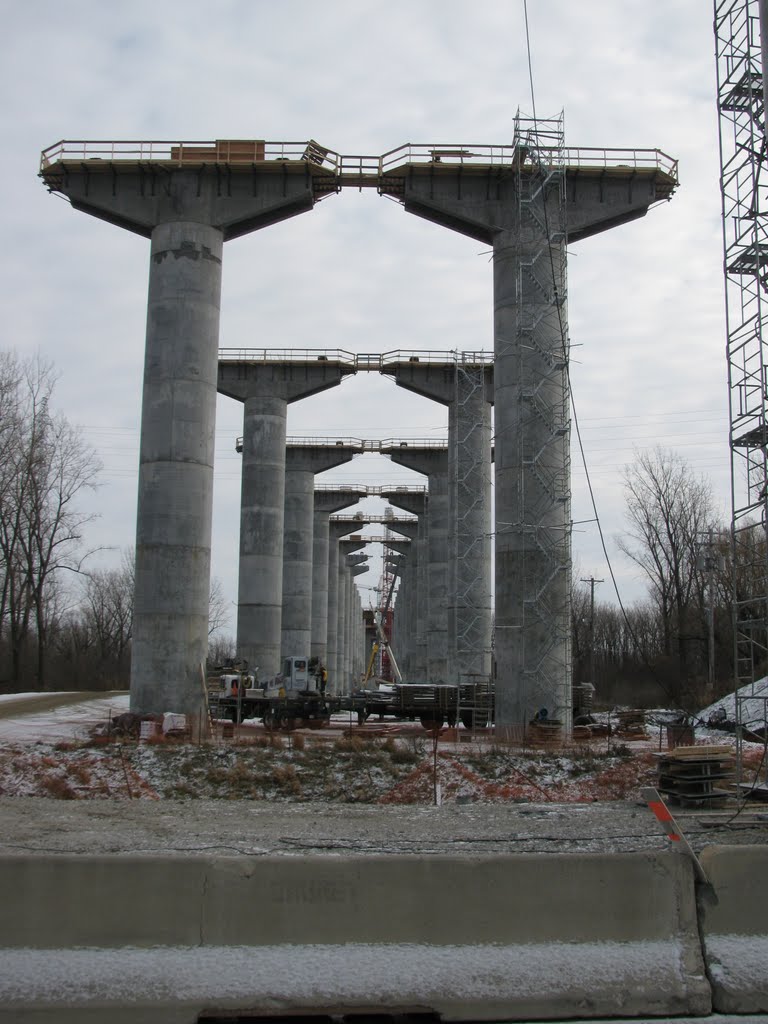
[0,353,101,689]
[618,446,715,686]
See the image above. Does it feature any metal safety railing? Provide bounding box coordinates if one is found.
[41,138,679,185]
[219,347,357,365]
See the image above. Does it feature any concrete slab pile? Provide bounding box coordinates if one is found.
[0,849,723,1022]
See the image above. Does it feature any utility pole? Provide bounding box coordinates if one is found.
[580,576,604,704]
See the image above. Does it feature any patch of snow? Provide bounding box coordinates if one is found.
[699,678,768,733]
[704,933,768,994]
[0,696,129,743]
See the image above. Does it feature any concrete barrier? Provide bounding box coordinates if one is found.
[0,850,710,1021]
[698,844,768,1013]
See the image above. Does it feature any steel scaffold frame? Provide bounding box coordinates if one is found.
[512,111,572,728]
[715,0,768,771]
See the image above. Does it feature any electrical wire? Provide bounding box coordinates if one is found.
[520,2,723,729]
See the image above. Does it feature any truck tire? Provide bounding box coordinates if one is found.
[357,710,369,726]
[420,714,444,732]
[461,710,489,729]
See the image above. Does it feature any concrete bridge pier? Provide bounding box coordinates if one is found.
[385,447,449,684]
[344,554,368,688]
[334,538,367,691]
[386,356,493,685]
[387,542,412,676]
[40,151,320,715]
[327,524,368,690]
[350,563,367,684]
[282,445,358,660]
[382,493,427,681]
[219,356,355,679]
[312,488,366,671]
[397,144,676,732]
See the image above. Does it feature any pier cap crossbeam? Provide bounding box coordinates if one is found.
[42,140,679,230]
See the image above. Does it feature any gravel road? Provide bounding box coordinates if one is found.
[1,796,766,858]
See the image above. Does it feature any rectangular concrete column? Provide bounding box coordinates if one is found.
[494,224,571,734]
[237,395,287,678]
[450,376,493,684]
[131,221,222,716]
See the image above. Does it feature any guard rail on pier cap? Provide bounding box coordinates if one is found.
[380,348,494,366]
[40,140,679,202]
[40,139,341,172]
[218,347,356,365]
[377,141,678,189]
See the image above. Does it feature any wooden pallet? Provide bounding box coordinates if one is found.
[655,745,735,808]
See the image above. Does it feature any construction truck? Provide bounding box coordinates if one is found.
[208,655,340,730]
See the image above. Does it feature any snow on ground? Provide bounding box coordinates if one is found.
[699,677,768,733]
[0,694,128,743]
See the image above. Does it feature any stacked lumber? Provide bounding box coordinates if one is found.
[656,744,735,808]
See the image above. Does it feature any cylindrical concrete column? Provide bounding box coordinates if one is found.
[131,221,222,716]
[337,557,348,692]
[327,535,341,689]
[237,394,287,678]
[425,478,449,684]
[312,508,331,664]
[281,464,314,658]
[493,225,571,733]
[451,384,493,684]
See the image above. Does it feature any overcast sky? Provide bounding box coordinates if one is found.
[2,0,729,634]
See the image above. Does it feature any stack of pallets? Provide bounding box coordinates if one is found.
[655,744,735,808]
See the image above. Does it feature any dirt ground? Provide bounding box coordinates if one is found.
[1,792,767,859]
[0,692,767,858]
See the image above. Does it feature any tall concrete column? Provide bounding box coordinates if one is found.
[130,221,222,713]
[312,489,366,669]
[350,563,368,686]
[386,448,449,684]
[282,446,356,659]
[337,540,366,693]
[383,494,427,681]
[219,357,356,678]
[327,524,368,690]
[237,394,287,679]
[345,553,368,689]
[39,148,325,715]
[387,543,412,676]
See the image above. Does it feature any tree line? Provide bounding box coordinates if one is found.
[572,446,762,713]
[0,352,230,693]
[0,350,759,706]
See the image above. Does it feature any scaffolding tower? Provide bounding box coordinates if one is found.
[510,110,572,729]
[715,0,768,766]
[452,351,493,683]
